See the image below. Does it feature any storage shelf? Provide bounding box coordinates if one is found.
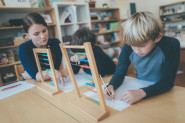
[0,7,53,13]
[0,6,58,86]
[91,19,119,23]
[0,24,56,30]
[159,1,185,8]
[54,2,91,43]
[95,30,119,35]
[0,61,21,68]
[160,12,185,17]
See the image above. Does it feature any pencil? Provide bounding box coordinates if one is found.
[99,75,114,102]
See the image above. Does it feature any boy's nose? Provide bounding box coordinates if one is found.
[136,47,141,53]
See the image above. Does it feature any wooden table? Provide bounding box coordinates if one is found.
[1,75,185,123]
[0,89,78,123]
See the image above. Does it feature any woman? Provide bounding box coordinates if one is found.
[19,13,65,85]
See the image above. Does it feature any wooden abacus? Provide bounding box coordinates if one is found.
[33,48,61,96]
[60,42,109,121]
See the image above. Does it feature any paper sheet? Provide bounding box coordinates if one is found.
[84,76,155,111]
[0,81,36,100]
[49,72,93,93]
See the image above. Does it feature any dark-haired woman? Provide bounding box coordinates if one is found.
[19,13,65,85]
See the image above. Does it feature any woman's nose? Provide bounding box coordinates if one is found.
[41,33,46,38]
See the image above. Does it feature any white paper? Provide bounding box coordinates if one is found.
[0,81,36,100]
[84,76,155,111]
[49,72,93,93]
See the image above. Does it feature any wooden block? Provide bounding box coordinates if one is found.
[37,83,61,96]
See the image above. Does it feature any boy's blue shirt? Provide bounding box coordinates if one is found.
[71,46,116,77]
[19,38,62,80]
[108,36,180,98]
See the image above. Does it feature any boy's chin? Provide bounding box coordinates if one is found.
[137,53,145,57]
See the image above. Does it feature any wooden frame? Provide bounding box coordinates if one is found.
[60,42,109,121]
[33,48,61,96]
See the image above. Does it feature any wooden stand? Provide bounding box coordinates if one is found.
[33,48,61,96]
[60,42,109,121]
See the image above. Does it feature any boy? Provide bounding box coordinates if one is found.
[104,12,180,104]
[70,27,116,76]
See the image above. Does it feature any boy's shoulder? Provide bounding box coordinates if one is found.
[93,46,106,54]
[158,36,180,47]
[157,36,180,54]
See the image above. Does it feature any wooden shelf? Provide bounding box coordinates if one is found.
[3,80,18,86]
[160,12,185,17]
[97,40,120,47]
[0,45,19,49]
[163,19,185,23]
[90,7,123,49]
[91,19,119,23]
[0,61,21,68]
[95,30,119,35]
[0,24,56,30]
[90,8,119,10]
[0,7,53,13]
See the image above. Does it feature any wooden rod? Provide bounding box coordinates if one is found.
[63,45,85,49]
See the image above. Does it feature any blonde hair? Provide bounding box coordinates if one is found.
[122,11,162,46]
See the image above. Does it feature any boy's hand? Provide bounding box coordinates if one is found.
[120,89,146,104]
[103,85,115,100]
[70,54,87,64]
[70,54,79,63]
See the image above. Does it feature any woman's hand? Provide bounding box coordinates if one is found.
[120,89,146,104]
[48,70,67,86]
[103,85,115,100]
[22,71,32,80]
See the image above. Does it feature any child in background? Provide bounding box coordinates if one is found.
[104,11,180,104]
[19,13,65,85]
[70,27,116,77]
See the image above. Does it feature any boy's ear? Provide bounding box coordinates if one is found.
[25,33,31,39]
[154,33,163,43]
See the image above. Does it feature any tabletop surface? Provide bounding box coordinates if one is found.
[1,75,185,123]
